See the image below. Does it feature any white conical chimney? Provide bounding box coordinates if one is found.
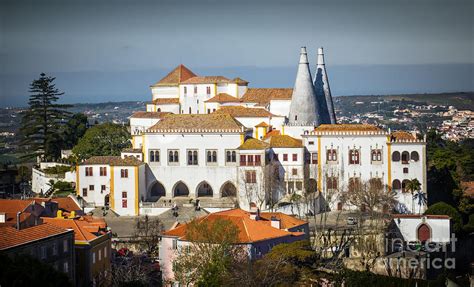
[288,47,321,126]
[314,47,336,124]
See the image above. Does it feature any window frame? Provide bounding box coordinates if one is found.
[168,149,180,165]
[206,149,218,165]
[187,149,199,166]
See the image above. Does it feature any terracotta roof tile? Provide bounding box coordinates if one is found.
[0,223,71,250]
[182,76,231,84]
[122,148,143,153]
[315,124,381,132]
[232,77,249,85]
[255,121,269,128]
[131,111,171,119]
[238,138,270,150]
[267,135,303,148]
[241,88,293,105]
[162,209,306,243]
[152,98,180,105]
[262,129,280,140]
[151,65,197,87]
[257,212,307,229]
[204,93,241,103]
[147,113,245,133]
[80,156,144,166]
[391,131,416,141]
[43,216,108,243]
[33,197,81,213]
[213,106,276,118]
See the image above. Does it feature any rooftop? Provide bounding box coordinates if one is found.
[267,135,303,148]
[152,98,180,105]
[255,121,269,128]
[238,138,270,150]
[151,64,197,87]
[162,208,306,243]
[147,113,245,133]
[241,88,293,106]
[43,216,109,243]
[80,156,144,166]
[204,93,241,103]
[182,76,231,84]
[314,124,382,132]
[391,214,450,220]
[130,111,171,119]
[0,223,72,250]
[391,131,416,141]
[262,129,281,140]
[213,106,276,118]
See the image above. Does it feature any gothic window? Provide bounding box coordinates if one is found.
[168,150,179,164]
[327,149,337,162]
[187,150,198,165]
[226,150,237,163]
[245,170,257,183]
[371,149,382,162]
[149,150,160,162]
[348,177,361,192]
[349,149,360,164]
[326,177,338,190]
[206,150,217,163]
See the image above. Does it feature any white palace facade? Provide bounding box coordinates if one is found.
[75,47,427,216]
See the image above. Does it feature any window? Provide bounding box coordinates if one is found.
[240,155,247,166]
[189,107,192,114]
[122,199,127,208]
[247,155,254,166]
[85,167,93,176]
[92,252,96,264]
[255,155,261,166]
[226,150,237,163]
[41,246,46,259]
[349,149,360,164]
[172,239,178,250]
[52,243,58,256]
[283,154,288,161]
[392,151,400,162]
[104,246,107,258]
[308,141,314,145]
[187,150,198,165]
[311,152,318,164]
[99,167,107,176]
[63,239,68,252]
[371,149,382,162]
[326,177,338,190]
[206,150,217,164]
[245,171,257,183]
[150,150,160,162]
[63,262,69,273]
[292,168,298,176]
[120,169,128,178]
[194,86,198,94]
[402,151,410,164]
[411,151,420,162]
[82,188,88,197]
[99,249,102,261]
[348,177,361,192]
[101,185,106,193]
[292,154,298,161]
[403,167,409,174]
[207,109,211,114]
[168,150,179,164]
[296,181,303,190]
[89,185,94,191]
[392,179,401,190]
[122,191,127,198]
[402,180,410,192]
[184,86,187,95]
[206,86,211,94]
[327,149,337,162]
[369,178,382,191]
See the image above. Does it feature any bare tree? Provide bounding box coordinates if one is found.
[133,215,164,258]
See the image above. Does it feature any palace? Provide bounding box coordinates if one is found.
[75,47,427,216]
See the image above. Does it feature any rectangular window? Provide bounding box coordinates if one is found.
[63,262,69,273]
[308,141,314,145]
[99,249,102,261]
[292,168,298,176]
[206,150,218,164]
[226,150,237,163]
[245,171,257,183]
[99,167,107,176]
[101,185,106,193]
[292,154,298,161]
[89,185,94,191]
[403,167,409,174]
[122,199,127,208]
[82,188,88,197]
[104,246,107,258]
[184,86,187,95]
[255,155,261,166]
[283,154,288,161]
[168,150,179,164]
[296,181,303,190]
[311,152,318,164]
[85,167,93,176]
[52,243,58,256]
[120,169,128,178]
[194,86,198,94]
[187,150,198,165]
[63,239,68,252]
[247,155,254,165]
[240,155,247,166]
[92,252,96,264]
[41,246,46,259]
[149,150,160,163]
[206,86,211,94]
[172,239,178,250]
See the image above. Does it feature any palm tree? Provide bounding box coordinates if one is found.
[406,179,421,213]
[412,190,427,214]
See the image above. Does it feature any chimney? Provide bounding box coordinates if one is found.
[249,205,259,220]
[16,212,21,230]
[270,216,281,229]
[288,47,321,126]
[314,47,336,124]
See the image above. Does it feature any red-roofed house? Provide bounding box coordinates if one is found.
[159,208,308,282]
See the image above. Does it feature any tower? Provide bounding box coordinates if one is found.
[288,47,321,126]
[313,47,336,124]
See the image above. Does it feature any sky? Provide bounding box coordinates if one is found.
[1,0,473,107]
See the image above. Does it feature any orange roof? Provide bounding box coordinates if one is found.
[131,111,171,119]
[241,88,293,105]
[315,124,381,132]
[151,64,197,87]
[182,76,231,84]
[257,212,307,229]
[0,199,34,225]
[232,77,249,85]
[147,113,244,133]
[152,98,180,105]
[204,93,241,103]
[255,121,269,128]
[391,131,416,141]
[162,209,306,243]
[0,223,72,250]
[33,197,81,213]
[43,216,108,243]
[267,135,303,148]
[213,106,276,118]
[238,138,270,150]
[262,129,280,140]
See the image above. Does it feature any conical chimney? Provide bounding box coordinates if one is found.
[313,47,336,124]
[288,47,321,126]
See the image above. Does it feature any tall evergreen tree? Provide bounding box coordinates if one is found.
[20,73,71,160]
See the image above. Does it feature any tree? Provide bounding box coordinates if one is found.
[425,202,463,233]
[171,218,242,286]
[72,123,131,159]
[20,73,71,160]
[133,215,164,258]
[62,113,88,149]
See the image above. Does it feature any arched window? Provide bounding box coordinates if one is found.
[392,151,400,162]
[150,151,155,162]
[392,179,401,190]
[411,151,419,162]
[402,179,411,192]
[349,149,360,164]
[168,151,173,162]
[417,224,431,242]
[157,108,161,112]
[402,151,410,164]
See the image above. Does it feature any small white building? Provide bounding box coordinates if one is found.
[389,214,451,244]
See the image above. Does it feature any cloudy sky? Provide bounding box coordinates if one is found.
[1,0,472,106]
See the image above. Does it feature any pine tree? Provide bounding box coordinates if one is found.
[20,73,71,160]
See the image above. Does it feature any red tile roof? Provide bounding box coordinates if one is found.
[204,93,241,103]
[181,76,231,84]
[147,113,245,133]
[213,106,276,118]
[241,88,293,105]
[238,138,270,150]
[151,65,197,87]
[267,135,303,148]
[0,223,72,250]
[131,111,172,119]
[152,98,180,105]
[163,209,306,243]
[33,197,81,213]
[43,216,108,243]
[0,199,34,225]
[255,121,269,128]
[262,129,281,140]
